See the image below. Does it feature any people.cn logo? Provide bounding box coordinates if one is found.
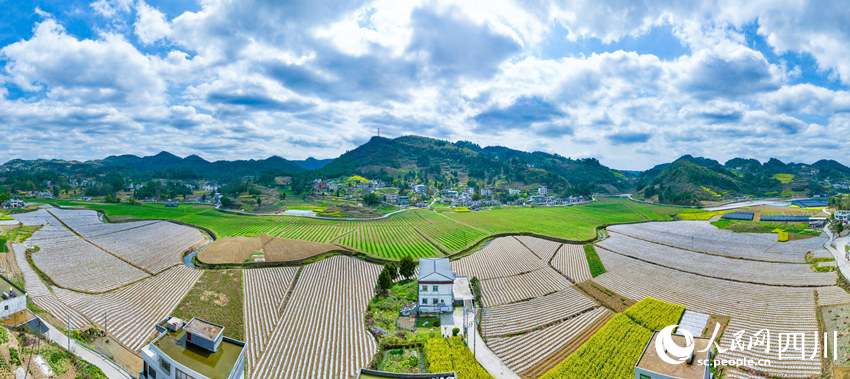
[655,325,695,365]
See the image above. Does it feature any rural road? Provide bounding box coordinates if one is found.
[41,319,134,379]
[823,226,850,281]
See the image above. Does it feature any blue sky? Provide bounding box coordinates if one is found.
[2,0,850,170]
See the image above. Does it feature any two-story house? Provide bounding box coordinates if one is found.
[141,317,245,379]
[418,258,455,313]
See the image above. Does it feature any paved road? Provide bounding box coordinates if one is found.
[823,226,850,281]
[41,319,134,379]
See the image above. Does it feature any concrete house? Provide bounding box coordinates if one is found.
[418,258,455,313]
[141,317,245,379]
[836,210,850,225]
[0,275,26,319]
[634,331,711,379]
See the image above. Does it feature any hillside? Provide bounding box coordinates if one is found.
[315,136,630,195]
[635,155,849,205]
[0,152,304,181]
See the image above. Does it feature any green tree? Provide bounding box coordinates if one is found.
[0,191,9,205]
[384,263,398,281]
[376,269,392,292]
[399,256,416,280]
[363,192,380,206]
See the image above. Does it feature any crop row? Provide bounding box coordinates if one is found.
[593,246,824,377]
[337,225,440,259]
[251,255,381,379]
[54,266,203,351]
[489,307,612,377]
[451,237,546,280]
[550,244,593,283]
[482,288,596,337]
[540,313,652,379]
[599,232,835,286]
[243,267,299,371]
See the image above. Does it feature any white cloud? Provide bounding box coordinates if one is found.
[134,1,171,45]
[1,0,850,169]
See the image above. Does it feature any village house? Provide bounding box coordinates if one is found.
[413,184,426,194]
[398,196,410,207]
[836,210,850,225]
[508,188,521,196]
[538,186,548,195]
[2,199,25,209]
[417,258,455,313]
[141,317,245,379]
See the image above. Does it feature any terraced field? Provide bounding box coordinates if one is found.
[550,244,593,283]
[593,247,825,377]
[53,266,203,351]
[336,224,440,258]
[488,307,613,378]
[452,237,546,279]
[252,255,380,379]
[481,289,596,337]
[608,221,821,263]
[39,199,689,260]
[598,232,835,286]
[243,267,299,371]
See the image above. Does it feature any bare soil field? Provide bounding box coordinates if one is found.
[198,233,337,264]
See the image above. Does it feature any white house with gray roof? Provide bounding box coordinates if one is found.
[418,258,455,313]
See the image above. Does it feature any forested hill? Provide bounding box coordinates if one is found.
[633,155,850,205]
[314,136,631,196]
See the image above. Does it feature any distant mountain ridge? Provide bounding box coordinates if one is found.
[2,135,849,202]
[634,154,849,205]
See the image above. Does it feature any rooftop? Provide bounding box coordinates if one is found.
[184,318,223,341]
[0,274,25,299]
[152,320,243,378]
[636,331,711,379]
[418,258,454,282]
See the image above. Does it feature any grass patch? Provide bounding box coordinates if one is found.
[584,244,605,277]
[711,219,820,236]
[771,173,795,184]
[381,349,421,373]
[676,209,735,220]
[171,269,244,340]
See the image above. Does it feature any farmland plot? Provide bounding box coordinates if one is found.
[598,232,835,286]
[593,247,825,377]
[88,221,205,273]
[482,289,596,337]
[817,286,850,307]
[337,225,439,259]
[53,265,202,351]
[550,244,593,283]
[10,208,55,226]
[479,267,571,307]
[515,236,562,262]
[11,243,89,329]
[32,237,150,293]
[252,255,381,379]
[277,221,347,243]
[488,307,613,378]
[452,237,546,280]
[242,267,299,370]
[608,221,809,262]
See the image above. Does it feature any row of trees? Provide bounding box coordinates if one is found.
[376,256,417,291]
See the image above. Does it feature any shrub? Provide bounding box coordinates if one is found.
[777,231,789,242]
[452,327,460,336]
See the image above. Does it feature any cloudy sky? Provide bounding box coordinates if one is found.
[1,0,849,170]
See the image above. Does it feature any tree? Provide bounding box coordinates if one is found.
[376,269,393,292]
[363,192,380,206]
[256,197,262,206]
[279,191,287,200]
[220,196,235,208]
[385,263,398,281]
[399,256,416,280]
[0,191,9,205]
[127,197,138,205]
